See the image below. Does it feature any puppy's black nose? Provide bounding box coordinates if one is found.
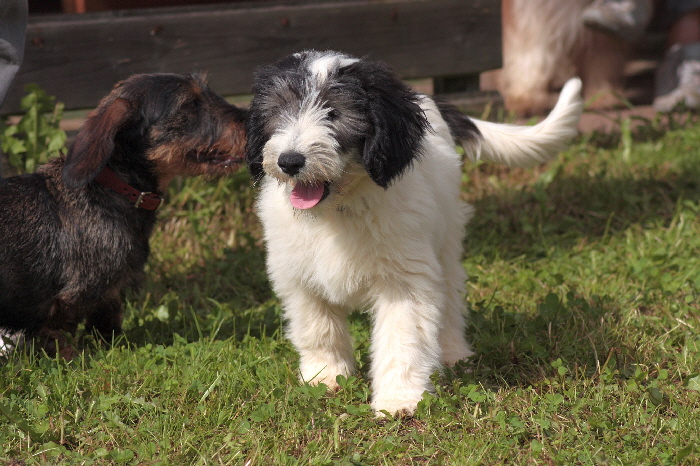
[277,151,306,176]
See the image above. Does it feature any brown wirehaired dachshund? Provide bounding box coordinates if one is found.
[0,73,247,358]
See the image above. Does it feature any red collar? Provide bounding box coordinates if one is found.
[94,166,163,211]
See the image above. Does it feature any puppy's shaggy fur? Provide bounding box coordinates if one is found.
[246,50,583,415]
[0,73,246,358]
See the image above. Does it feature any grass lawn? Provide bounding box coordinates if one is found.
[1,111,700,465]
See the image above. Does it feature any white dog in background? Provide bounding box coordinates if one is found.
[245,50,583,416]
[497,0,629,116]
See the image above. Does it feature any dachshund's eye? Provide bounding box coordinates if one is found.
[326,108,340,121]
[181,99,199,113]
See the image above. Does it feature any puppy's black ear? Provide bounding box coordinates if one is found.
[63,97,134,188]
[245,62,286,183]
[344,60,429,188]
[244,104,266,182]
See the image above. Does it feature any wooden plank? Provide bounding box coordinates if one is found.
[6,0,501,113]
[60,0,256,14]
[433,75,481,94]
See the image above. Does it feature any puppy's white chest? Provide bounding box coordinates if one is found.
[263,209,373,307]
[302,222,372,304]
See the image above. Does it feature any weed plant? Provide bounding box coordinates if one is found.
[0,85,66,174]
[1,109,699,465]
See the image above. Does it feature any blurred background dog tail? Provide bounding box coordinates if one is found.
[464,78,584,168]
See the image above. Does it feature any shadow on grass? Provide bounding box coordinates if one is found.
[121,241,281,349]
[466,109,700,260]
[467,167,700,261]
[458,292,622,388]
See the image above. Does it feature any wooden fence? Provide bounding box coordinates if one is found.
[4,0,501,114]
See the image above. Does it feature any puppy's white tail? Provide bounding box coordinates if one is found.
[464,78,583,167]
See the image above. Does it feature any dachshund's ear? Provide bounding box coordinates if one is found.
[343,60,429,188]
[62,98,134,188]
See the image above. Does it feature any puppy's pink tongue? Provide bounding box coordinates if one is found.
[290,183,325,209]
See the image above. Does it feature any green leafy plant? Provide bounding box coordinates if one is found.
[1,84,66,174]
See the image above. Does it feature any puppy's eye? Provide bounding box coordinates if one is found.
[326,109,340,121]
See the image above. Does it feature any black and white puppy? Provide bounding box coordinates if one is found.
[246,50,582,416]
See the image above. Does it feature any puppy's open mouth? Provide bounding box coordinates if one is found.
[290,182,330,209]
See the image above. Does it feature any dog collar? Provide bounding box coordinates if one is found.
[94,166,164,211]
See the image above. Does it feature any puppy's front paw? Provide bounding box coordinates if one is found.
[303,372,342,392]
[371,393,424,418]
[300,360,352,392]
